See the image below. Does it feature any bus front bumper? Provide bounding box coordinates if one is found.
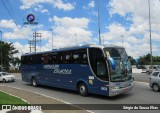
[109,84,133,96]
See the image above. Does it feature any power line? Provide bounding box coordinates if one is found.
[1,0,18,25]
[6,0,19,24]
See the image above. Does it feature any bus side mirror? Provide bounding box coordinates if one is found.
[107,57,116,71]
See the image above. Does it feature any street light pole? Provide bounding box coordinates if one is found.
[98,0,101,44]
[49,29,53,50]
[0,31,2,71]
[148,0,153,68]
[121,35,124,47]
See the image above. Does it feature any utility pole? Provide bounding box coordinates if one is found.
[148,0,153,68]
[33,31,41,53]
[28,40,34,53]
[28,31,41,53]
[0,31,2,71]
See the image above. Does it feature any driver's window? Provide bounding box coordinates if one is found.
[97,61,107,76]
[89,48,108,81]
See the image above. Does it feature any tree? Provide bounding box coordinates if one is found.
[130,57,136,65]
[138,53,160,65]
[0,41,19,71]
[11,57,21,70]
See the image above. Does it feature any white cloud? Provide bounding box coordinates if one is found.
[0,19,44,40]
[20,0,75,11]
[89,1,95,8]
[13,42,30,58]
[83,0,95,10]
[53,16,89,28]
[48,16,92,47]
[0,19,17,29]
[106,0,160,58]
[53,0,75,11]
[41,9,49,13]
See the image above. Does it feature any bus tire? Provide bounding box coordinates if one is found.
[78,83,88,96]
[32,77,37,87]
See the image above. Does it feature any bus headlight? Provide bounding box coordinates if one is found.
[111,86,120,89]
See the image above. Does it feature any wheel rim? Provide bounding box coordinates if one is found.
[32,79,36,86]
[80,85,86,94]
[153,85,159,91]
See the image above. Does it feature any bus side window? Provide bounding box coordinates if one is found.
[44,55,49,64]
[28,56,33,64]
[52,53,60,64]
[73,51,79,64]
[62,52,72,64]
[81,52,88,64]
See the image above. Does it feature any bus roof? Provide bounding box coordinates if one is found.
[22,44,123,56]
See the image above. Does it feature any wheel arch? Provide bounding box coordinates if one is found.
[76,80,89,91]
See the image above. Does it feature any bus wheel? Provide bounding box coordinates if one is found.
[78,83,88,96]
[32,77,37,87]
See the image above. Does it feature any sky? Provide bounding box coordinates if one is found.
[0,0,160,58]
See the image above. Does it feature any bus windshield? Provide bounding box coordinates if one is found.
[104,48,132,82]
[104,48,128,61]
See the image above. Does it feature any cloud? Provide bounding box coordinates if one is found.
[89,1,95,8]
[53,16,89,28]
[34,5,49,14]
[0,19,44,40]
[41,9,49,13]
[106,0,160,58]
[0,19,17,29]
[49,16,92,47]
[12,16,92,57]
[20,0,75,11]
[83,0,95,10]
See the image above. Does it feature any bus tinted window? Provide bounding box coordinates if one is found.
[35,54,43,64]
[48,52,61,64]
[80,50,88,64]
[62,52,72,64]
[72,49,88,64]
[73,51,79,64]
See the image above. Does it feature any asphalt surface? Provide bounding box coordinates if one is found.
[0,73,160,113]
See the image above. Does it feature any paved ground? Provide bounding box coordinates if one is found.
[1,73,160,113]
[0,85,89,113]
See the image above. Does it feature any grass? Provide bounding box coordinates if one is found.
[0,91,28,104]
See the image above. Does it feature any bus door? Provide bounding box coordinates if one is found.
[88,48,109,95]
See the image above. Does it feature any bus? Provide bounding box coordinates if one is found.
[21,44,133,97]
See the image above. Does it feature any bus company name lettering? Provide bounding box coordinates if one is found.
[43,65,72,75]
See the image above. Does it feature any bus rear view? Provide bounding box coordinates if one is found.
[21,44,133,97]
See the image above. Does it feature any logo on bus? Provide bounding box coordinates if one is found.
[43,65,72,75]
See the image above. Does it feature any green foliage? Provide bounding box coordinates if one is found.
[138,53,160,65]
[11,57,21,68]
[0,41,19,71]
[130,56,136,65]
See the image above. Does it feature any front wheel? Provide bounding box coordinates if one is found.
[32,77,37,87]
[78,83,88,96]
[153,84,160,92]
